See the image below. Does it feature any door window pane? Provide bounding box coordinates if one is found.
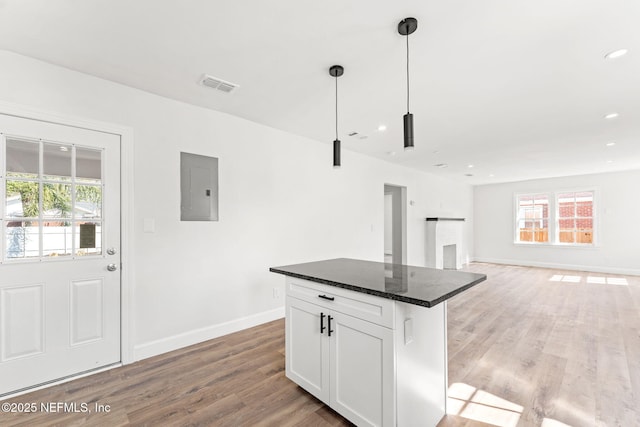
[6,180,39,218]
[75,185,102,219]
[3,136,110,261]
[76,147,102,183]
[5,220,39,259]
[6,138,39,179]
[43,142,72,181]
[43,183,72,219]
[75,221,102,256]
[42,222,73,257]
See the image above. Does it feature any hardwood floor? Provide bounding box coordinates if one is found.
[439,263,640,427]
[1,263,639,426]
[1,318,352,427]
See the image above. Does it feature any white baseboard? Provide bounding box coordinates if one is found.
[133,307,285,361]
[472,257,640,276]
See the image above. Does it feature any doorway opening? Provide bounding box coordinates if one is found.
[383,184,407,265]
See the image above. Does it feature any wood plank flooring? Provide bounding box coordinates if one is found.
[1,318,351,427]
[439,263,640,427]
[1,263,639,426]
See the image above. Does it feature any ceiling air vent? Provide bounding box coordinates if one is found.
[200,74,239,93]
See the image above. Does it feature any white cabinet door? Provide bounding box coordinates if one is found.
[285,296,330,403]
[330,311,395,427]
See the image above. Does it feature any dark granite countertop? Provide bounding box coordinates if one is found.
[270,258,486,308]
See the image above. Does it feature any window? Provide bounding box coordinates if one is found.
[515,190,596,246]
[557,191,594,244]
[3,136,103,261]
[516,194,549,243]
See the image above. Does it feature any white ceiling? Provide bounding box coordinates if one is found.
[1,0,639,185]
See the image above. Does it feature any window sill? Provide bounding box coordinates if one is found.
[513,242,599,250]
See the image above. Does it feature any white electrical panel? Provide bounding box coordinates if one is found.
[180,152,219,221]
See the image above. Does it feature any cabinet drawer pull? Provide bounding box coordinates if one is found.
[320,312,326,333]
[318,294,335,301]
[327,315,334,337]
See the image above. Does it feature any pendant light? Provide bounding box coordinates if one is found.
[398,17,417,151]
[329,65,344,168]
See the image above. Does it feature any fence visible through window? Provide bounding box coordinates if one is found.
[515,190,595,246]
[557,191,594,244]
[516,194,549,243]
[3,136,103,261]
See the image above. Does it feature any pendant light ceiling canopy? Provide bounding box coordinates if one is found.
[330,65,344,168]
[398,17,417,151]
[398,17,418,36]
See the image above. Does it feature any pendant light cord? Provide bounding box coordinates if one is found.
[406,30,410,113]
[335,75,339,140]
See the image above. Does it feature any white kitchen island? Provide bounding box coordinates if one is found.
[270,258,486,427]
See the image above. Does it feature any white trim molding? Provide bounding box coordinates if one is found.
[473,257,640,276]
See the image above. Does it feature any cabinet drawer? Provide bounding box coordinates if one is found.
[286,277,395,329]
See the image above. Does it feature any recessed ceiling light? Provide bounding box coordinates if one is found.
[606,142,616,147]
[605,49,628,60]
[59,146,69,152]
[467,164,474,168]
[378,125,387,132]
[489,174,495,177]
[607,160,614,163]
[434,163,448,168]
[604,112,619,119]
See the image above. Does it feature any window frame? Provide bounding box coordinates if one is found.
[554,189,597,247]
[514,192,551,244]
[513,188,598,247]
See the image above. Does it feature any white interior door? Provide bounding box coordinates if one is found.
[0,114,121,396]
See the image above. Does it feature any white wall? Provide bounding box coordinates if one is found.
[0,50,474,360]
[474,170,640,275]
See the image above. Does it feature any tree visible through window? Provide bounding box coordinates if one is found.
[516,194,549,243]
[557,191,594,244]
[3,137,103,260]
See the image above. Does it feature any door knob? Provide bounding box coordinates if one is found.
[107,248,117,255]
[107,263,118,272]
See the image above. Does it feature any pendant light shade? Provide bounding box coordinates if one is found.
[329,65,344,168]
[403,113,414,149]
[398,17,417,151]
